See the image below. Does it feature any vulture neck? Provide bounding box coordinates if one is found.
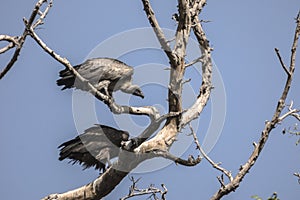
[119,81,144,98]
[120,84,139,94]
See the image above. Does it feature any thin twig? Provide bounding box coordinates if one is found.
[189,124,233,181]
[120,177,167,200]
[161,184,167,200]
[0,0,49,80]
[184,56,203,68]
[278,101,300,123]
[284,98,300,122]
[278,109,300,122]
[182,78,192,84]
[275,48,291,76]
[292,113,300,121]
[293,172,300,184]
[217,175,226,188]
[0,35,20,54]
[150,149,201,166]
[32,0,53,29]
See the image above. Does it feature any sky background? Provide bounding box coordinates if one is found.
[0,0,300,200]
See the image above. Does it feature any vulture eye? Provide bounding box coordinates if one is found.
[133,88,145,99]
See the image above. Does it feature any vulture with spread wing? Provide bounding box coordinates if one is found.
[58,124,129,172]
[56,57,144,98]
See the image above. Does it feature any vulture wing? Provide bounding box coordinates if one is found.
[56,57,134,91]
[58,124,129,171]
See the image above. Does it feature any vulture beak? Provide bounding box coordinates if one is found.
[133,89,144,99]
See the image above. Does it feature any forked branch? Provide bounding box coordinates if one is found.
[135,0,210,154]
[45,1,210,198]
[120,177,167,200]
[179,1,213,129]
[189,124,233,182]
[0,0,50,79]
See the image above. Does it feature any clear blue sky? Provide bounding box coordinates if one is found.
[0,0,300,199]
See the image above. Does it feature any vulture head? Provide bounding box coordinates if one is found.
[123,85,144,99]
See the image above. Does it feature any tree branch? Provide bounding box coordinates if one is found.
[25,10,182,198]
[184,56,203,68]
[133,1,211,164]
[141,0,177,65]
[121,177,167,200]
[134,0,194,154]
[190,0,207,16]
[25,4,187,197]
[151,149,202,167]
[0,35,20,54]
[275,48,291,76]
[210,11,300,200]
[173,0,191,59]
[189,124,233,182]
[43,151,150,200]
[293,172,300,184]
[32,0,53,29]
[179,1,213,129]
[43,143,193,200]
[278,101,300,122]
[0,0,49,80]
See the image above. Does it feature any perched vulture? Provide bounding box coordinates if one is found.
[58,124,129,172]
[56,57,144,98]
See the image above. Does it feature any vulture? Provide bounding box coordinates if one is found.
[58,124,129,172]
[56,57,144,98]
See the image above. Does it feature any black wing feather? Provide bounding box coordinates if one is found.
[58,124,129,171]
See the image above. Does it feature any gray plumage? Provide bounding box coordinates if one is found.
[57,57,144,98]
[58,124,129,172]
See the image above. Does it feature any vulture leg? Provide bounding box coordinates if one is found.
[95,80,111,97]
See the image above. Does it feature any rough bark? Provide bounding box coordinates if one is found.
[1,1,298,200]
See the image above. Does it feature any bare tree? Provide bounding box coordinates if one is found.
[1,1,299,200]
